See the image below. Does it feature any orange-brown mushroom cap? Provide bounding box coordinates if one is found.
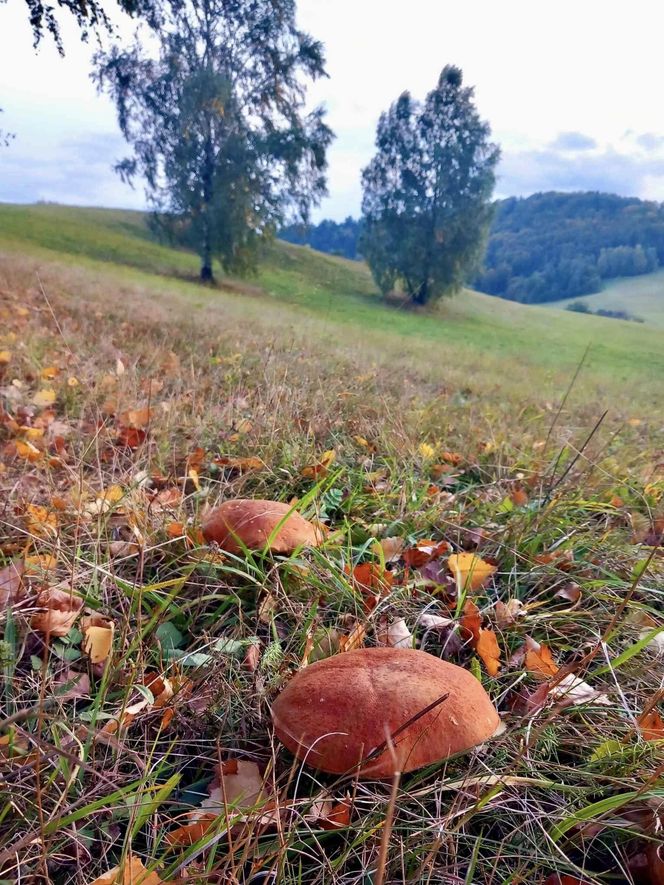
[202,499,322,555]
[271,647,500,777]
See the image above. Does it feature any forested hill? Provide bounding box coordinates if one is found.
[474,191,664,303]
[280,191,664,303]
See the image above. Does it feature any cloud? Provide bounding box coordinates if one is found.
[0,131,145,209]
[548,131,597,151]
[635,132,664,151]
[497,146,664,201]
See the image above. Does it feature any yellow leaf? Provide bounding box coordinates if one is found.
[25,503,57,536]
[476,629,501,676]
[15,440,42,462]
[32,388,56,408]
[89,856,166,885]
[418,442,436,459]
[40,366,59,380]
[447,553,497,591]
[81,615,115,664]
[19,426,45,441]
[0,350,12,365]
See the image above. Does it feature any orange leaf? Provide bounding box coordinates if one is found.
[89,856,167,885]
[637,709,664,741]
[339,622,366,652]
[165,813,216,847]
[460,599,481,645]
[117,426,147,448]
[524,638,559,678]
[318,797,352,830]
[476,628,501,676]
[118,405,152,428]
[447,553,497,591]
[403,539,451,568]
[510,487,529,507]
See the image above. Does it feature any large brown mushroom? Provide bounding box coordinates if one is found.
[202,498,322,555]
[271,647,500,778]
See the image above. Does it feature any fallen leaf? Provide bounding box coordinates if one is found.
[0,559,25,608]
[90,856,166,885]
[0,350,11,365]
[117,426,147,448]
[15,439,42,462]
[31,587,83,637]
[214,455,265,473]
[403,539,451,568]
[301,449,336,479]
[524,638,559,678]
[54,669,91,700]
[510,487,529,507]
[417,613,454,630]
[637,709,664,741]
[243,642,261,672]
[373,536,405,562]
[376,616,413,649]
[81,614,115,664]
[554,582,582,604]
[447,553,497,591]
[460,598,481,645]
[118,405,152,428]
[549,674,611,708]
[32,388,56,408]
[338,621,366,652]
[316,796,352,830]
[40,366,59,380]
[351,562,393,610]
[494,599,524,628]
[476,628,501,676]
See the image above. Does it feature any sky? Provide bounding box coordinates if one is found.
[2,0,664,220]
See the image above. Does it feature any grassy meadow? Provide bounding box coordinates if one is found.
[549,269,664,329]
[0,203,663,885]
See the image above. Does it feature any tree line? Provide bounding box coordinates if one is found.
[281,191,664,304]
[7,0,499,301]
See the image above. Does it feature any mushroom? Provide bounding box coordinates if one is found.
[202,499,323,555]
[271,647,500,777]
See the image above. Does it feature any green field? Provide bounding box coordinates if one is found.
[1,202,663,885]
[548,269,664,328]
[1,202,663,414]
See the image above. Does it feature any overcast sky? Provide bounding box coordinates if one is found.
[2,0,664,219]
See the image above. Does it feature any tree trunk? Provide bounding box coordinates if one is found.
[200,262,214,283]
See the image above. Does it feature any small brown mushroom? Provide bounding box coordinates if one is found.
[202,499,322,555]
[271,647,500,777]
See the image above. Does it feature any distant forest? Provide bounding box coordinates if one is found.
[280,191,664,303]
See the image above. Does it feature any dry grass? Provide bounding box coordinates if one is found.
[0,248,663,885]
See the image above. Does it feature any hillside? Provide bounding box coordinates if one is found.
[548,269,664,328]
[1,202,664,885]
[1,203,663,412]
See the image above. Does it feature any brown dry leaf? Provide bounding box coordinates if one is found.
[339,621,366,652]
[494,599,525,628]
[316,797,352,830]
[403,539,451,568]
[376,616,413,649]
[510,487,529,507]
[0,559,25,608]
[301,449,336,480]
[243,642,261,672]
[161,351,181,377]
[32,587,83,637]
[373,536,405,562]
[214,454,265,473]
[81,614,115,664]
[476,628,501,676]
[117,426,147,448]
[166,759,268,847]
[460,598,481,645]
[637,709,664,741]
[447,552,497,591]
[54,669,91,700]
[524,637,559,678]
[118,405,152,428]
[554,582,582,604]
[351,562,393,610]
[89,856,166,885]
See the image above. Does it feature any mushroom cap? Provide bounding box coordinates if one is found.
[271,647,500,777]
[202,499,322,555]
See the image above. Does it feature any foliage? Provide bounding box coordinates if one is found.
[360,66,499,305]
[475,191,664,303]
[566,301,644,323]
[280,215,363,260]
[95,0,333,281]
[11,0,159,54]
